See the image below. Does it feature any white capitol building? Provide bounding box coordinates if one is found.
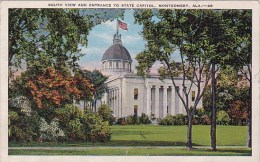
[100,33,202,119]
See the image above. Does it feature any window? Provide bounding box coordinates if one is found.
[116,62,119,68]
[123,62,125,69]
[192,91,195,101]
[134,105,138,115]
[109,62,112,69]
[134,88,138,100]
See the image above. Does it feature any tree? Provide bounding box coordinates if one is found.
[77,70,108,111]
[228,100,249,125]
[17,67,95,109]
[97,104,114,125]
[9,8,125,77]
[134,9,251,150]
[204,10,252,149]
[134,9,216,150]
[225,10,252,148]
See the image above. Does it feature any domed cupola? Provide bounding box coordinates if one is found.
[101,33,132,76]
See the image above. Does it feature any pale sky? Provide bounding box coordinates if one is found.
[77,9,163,73]
[78,10,142,71]
[14,9,181,75]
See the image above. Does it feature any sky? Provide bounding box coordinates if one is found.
[77,9,162,73]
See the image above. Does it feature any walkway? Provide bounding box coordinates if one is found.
[9,146,248,150]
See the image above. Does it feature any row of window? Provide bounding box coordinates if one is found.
[133,88,195,101]
[103,61,131,69]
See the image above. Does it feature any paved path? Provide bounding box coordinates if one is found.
[9,146,248,150]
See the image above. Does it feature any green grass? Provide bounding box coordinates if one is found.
[9,148,251,156]
[9,125,248,147]
[9,125,251,155]
[111,125,248,146]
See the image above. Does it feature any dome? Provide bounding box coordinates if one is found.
[102,44,132,62]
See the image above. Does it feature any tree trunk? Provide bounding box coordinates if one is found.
[94,100,97,112]
[247,108,252,148]
[247,78,252,148]
[211,63,217,151]
[187,114,193,150]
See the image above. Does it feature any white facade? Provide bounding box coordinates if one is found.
[100,33,202,119]
[101,73,203,118]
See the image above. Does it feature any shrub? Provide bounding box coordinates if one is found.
[98,104,115,125]
[200,115,211,125]
[9,96,32,116]
[159,115,174,125]
[126,115,133,124]
[192,118,198,125]
[67,118,85,141]
[132,114,140,124]
[39,118,65,141]
[55,104,83,127]
[139,113,152,124]
[81,111,111,142]
[173,114,187,125]
[125,114,141,125]
[117,117,127,125]
[9,111,41,142]
[217,110,231,125]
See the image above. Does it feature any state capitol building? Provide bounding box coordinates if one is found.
[100,33,202,119]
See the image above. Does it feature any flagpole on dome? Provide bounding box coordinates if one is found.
[116,19,119,36]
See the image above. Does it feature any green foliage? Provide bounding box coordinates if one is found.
[118,113,151,125]
[217,111,231,125]
[97,104,114,125]
[9,9,90,73]
[82,111,111,142]
[8,9,125,82]
[55,104,84,126]
[202,71,250,126]
[126,115,134,124]
[54,104,86,141]
[67,119,85,141]
[9,111,41,142]
[173,114,188,125]
[159,115,174,125]
[8,96,41,142]
[78,70,108,111]
[139,113,152,124]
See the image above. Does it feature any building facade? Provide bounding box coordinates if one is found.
[101,33,202,119]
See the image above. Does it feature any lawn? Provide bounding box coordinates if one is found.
[111,125,248,146]
[9,125,248,147]
[9,125,251,155]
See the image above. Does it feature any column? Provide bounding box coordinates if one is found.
[112,90,115,115]
[179,87,185,114]
[171,87,175,115]
[103,92,107,105]
[146,85,151,115]
[163,86,168,118]
[108,90,111,108]
[117,88,120,118]
[154,86,159,118]
[115,89,118,117]
[114,89,117,117]
[118,88,121,117]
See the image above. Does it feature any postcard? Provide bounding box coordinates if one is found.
[0,1,259,162]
